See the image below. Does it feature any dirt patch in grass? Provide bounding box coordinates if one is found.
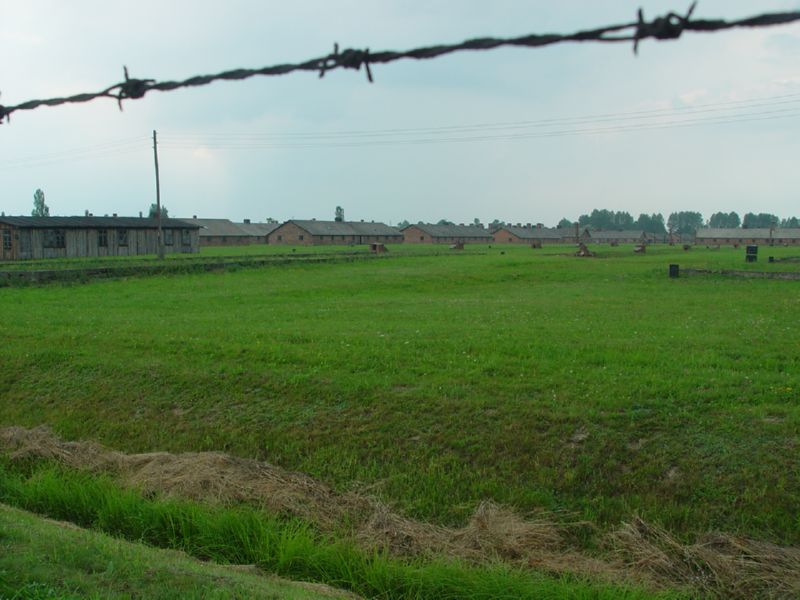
[3,425,799,598]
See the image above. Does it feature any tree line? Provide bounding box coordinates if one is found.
[557,210,800,234]
[398,210,799,235]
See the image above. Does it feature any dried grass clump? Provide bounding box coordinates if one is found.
[453,501,564,558]
[0,425,363,529]
[356,502,454,557]
[357,500,566,561]
[610,517,800,599]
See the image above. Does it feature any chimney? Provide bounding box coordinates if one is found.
[517,222,522,227]
[536,223,543,229]
[244,218,251,224]
[85,209,89,216]
[112,213,117,218]
[139,211,143,218]
[193,215,197,219]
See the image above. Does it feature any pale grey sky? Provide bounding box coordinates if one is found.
[1,1,799,225]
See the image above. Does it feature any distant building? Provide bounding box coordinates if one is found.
[401,223,493,244]
[587,230,653,244]
[181,218,277,246]
[0,216,200,261]
[771,229,800,245]
[235,220,281,244]
[695,228,800,246]
[268,220,403,245]
[562,227,592,244]
[492,224,568,244]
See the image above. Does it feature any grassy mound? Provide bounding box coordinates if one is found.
[0,503,354,599]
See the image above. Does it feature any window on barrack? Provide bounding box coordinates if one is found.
[43,229,66,248]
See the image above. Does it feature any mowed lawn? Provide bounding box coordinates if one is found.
[1,244,799,544]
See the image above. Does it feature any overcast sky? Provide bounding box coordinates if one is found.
[1,1,799,226]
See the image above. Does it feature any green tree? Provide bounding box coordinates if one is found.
[557,218,574,228]
[708,211,741,228]
[781,216,800,228]
[635,213,666,234]
[635,213,667,234]
[437,219,454,226]
[335,206,344,222]
[32,189,49,217]
[148,204,168,218]
[742,212,779,228]
[578,209,634,230]
[667,211,703,234]
[651,213,667,234]
[396,219,410,228]
[612,211,634,229]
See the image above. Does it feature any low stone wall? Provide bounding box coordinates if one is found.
[0,252,379,286]
[681,268,800,281]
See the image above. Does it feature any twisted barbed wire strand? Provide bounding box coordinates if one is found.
[1,4,799,124]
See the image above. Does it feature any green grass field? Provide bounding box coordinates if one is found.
[1,243,798,596]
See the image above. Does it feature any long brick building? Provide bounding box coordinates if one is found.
[268,220,403,246]
[695,228,800,246]
[401,223,493,244]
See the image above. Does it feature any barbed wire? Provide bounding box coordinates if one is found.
[1,3,799,125]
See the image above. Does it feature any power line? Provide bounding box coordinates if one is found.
[0,144,147,171]
[4,91,795,166]
[157,103,800,150]
[160,91,800,143]
[1,4,799,124]
[0,136,149,167]
[162,93,800,140]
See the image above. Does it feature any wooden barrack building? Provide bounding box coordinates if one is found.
[0,216,200,261]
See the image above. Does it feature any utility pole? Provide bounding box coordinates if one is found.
[153,129,165,260]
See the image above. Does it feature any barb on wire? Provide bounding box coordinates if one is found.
[116,66,156,110]
[1,3,799,124]
[634,1,697,54]
[318,43,373,82]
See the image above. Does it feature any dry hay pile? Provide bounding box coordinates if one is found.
[3,426,799,598]
[0,425,361,530]
[610,517,800,599]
